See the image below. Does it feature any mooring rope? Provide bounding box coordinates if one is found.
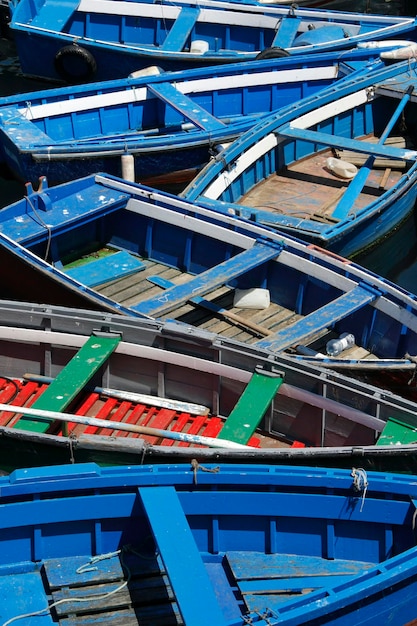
[351,466,368,512]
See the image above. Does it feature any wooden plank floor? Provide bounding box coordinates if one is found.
[94,255,378,359]
[44,551,184,626]
[238,146,404,222]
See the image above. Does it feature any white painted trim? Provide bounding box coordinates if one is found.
[125,196,256,249]
[203,132,278,198]
[290,88,370,129]
[19,66,338,121]
[78,0,281,28]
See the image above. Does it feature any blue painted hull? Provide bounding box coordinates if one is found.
[2,462,417,625]
[0,50,381,185]
[1,172,417,370]
[9,0,417,82]
[183,58,417,259]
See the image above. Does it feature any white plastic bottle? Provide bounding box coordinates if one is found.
[326,332,355,357]
[326,157,357,180]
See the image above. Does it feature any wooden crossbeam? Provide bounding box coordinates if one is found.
[147,81,226,132]
[255,283,381,352]
[14,332,122,433]
[139,486,228,626]
[278,125,417,162]
[134,240,282,317]
[218,368,284,444]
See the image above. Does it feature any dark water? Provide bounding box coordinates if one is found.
[0,0,416,290]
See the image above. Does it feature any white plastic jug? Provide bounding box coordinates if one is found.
[190,40,209,55]
[326,157,357,180]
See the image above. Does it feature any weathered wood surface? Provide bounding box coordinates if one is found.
[238,146,403,222]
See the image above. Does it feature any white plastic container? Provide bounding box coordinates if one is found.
[326,157,357,180]
[121,153,135,182]
[190,40,209,55]
[326,332,355,357]
[128,66,163,78]
[233,288,270,310]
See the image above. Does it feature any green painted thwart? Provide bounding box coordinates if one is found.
[14,333,122,433]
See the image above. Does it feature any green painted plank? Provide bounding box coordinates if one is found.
[377,416,417,446]
[218,369,284,444]
[14,333,122,433]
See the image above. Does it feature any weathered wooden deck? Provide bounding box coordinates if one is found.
[92,255,375,361]
[238,145,404,223]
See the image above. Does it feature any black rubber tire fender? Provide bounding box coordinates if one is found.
[255,47,290,60]
[54,44,97,83]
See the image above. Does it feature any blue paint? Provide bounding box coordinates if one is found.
[65,250,145,287]
[0,463,416,624]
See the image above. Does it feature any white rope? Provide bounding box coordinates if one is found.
[351,466,368,512]
[1,549,129,626]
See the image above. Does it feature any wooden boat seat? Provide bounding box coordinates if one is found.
[278,126,417,162]
[161,6,200,51]
[147,82,227,132]
[14,331,122,433]
[0,569,54,625]
[376,416,417,446]
[29,0,78,30]
[271,17,301,49]
[226,551,374,614]
[44,550,182,624]
[256,282,381,352]
[134,239,282,317]
[64,250,146,287]
[218,367,284,444]
[139,485,228,626]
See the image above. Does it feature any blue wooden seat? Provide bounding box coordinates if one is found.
[65,250,145,287]
[134,239,282,317]
[256,283,381,352]
[278,125,417,162]
[227,551,374,614]
[271,17,301,49]
[30,0,79,30]
[0,570,53,625]
[161,6,200,51]
[148,81,226,132]
[139,486,228,626]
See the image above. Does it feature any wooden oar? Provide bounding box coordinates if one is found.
[331,85,414,220]
[23,373,210,416]
[147,275,273,337]
[0,403,249,449]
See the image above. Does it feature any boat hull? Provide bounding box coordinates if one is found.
[183,58,417,258]
[9,0,417,82]
[2,462,417,625]
[0,51,374,185]
[0,300,417,473]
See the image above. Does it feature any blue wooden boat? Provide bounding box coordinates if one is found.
[0,49,384,186]
[2,461,417,625]
[8,0,417,82]
[183,57,417,259]
[2,172,417,376]
[1,299,417,473]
